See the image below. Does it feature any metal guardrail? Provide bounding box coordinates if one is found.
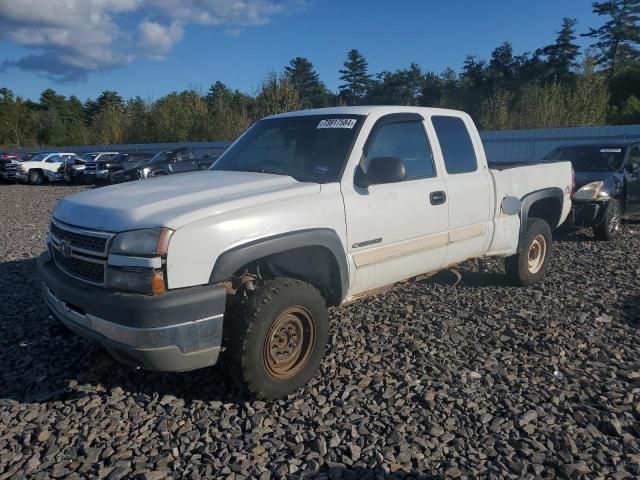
[3,124,640,163]
[480,124,640,162]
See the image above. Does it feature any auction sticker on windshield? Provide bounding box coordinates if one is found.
[601,149,622,153]
[317,118,357,129]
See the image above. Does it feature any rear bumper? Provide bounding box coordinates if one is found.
[38,251,227,372]
[567,200,608,227]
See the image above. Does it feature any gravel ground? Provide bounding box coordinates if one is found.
[1,183,640,479]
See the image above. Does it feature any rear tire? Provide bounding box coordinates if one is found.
[505,218,552,287]
[593,199,621,241]
[228,278,329,400]
[29,170,44,185]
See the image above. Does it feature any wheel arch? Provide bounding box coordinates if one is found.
[518,187,563,253]
[210,228,349,306]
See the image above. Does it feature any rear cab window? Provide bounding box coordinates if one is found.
[431,116,478,174]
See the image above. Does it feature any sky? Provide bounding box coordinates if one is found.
[0,0,603,102]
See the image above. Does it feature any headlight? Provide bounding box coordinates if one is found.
[110,228,173,255]
[105,266,165,295]
[107,228,173,295]
[573,181,607,201]
[141,167,150,178]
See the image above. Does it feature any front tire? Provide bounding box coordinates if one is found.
[593,199,621,241]
[505,218,552,287]
[29,170,44,185]
[228,278,329,400]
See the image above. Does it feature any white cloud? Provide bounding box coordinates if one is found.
[138,20,184,60]
[0,0,307,82]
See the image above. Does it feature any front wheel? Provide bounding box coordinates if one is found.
[28,170,45,185]
[593,199,621,241]
[228,278,329,400]
[505,218,552,287]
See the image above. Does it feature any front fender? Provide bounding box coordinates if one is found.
[209,228,349,302]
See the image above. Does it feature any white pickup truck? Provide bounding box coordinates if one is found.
[16,152,77,184]
[39,107,573,399]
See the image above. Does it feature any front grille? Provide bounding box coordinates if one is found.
[51,222,107,253]
[85,162,98,171]
[49,220,114,286]
[52,248,105,284]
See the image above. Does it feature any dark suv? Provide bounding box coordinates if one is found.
[83,152,155,183]
[110,148,217,183]
[545,141,640,240]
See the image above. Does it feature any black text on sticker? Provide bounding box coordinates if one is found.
[317,118,357,129]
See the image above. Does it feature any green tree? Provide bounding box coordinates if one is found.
[254,73,301,119]
[479,90,514,130]
[488,42,516,91]
[339,49,372,105]
[285,57,331,108]
[368,63,425,105]
[419,72,443,107]
[609,94,640,123]
[543,18,581,80]
[583,0,640,78]
[206,81,251,140]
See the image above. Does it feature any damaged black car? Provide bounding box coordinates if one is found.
[544,141,640,240]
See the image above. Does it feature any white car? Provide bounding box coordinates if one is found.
[39,106,573,399]
[16,152,77,185]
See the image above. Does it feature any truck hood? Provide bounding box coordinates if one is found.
[53,170,320,232]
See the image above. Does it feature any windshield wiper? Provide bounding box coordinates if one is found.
[241,167,289,176]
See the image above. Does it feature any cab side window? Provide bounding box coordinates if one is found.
[365,121,436,179]
[46,155,61,163]
[432,116,478,174]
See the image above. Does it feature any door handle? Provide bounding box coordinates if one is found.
[430,191,447,205]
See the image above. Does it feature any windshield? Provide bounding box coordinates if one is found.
[544,145,626,172]
[81,153,98,161]
[211,115,364,183]
[149,150,175,164]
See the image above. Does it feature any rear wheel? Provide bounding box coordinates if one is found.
[593,199,621,241]
[228,278,329,400]
[505,218,552,286]
[28,170,44,185]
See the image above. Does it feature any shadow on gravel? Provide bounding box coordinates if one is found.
[316,466,435,480]
[621,295,640,326]
[0,257,246,405]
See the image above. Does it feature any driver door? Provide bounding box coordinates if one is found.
[342,113,449,296]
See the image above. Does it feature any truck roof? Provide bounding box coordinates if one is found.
[265,105,468,119]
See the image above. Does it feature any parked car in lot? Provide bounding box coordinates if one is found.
[16,152,77,185]
[0,155,19,182]
[39,106,573,399]
[61,155,89,183]
[84,152,154,183]
[110,148,216,183]
[544,141,640,240]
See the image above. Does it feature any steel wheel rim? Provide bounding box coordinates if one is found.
[264,306,315,379]
[608,203,621,234]
[527,234,546,274]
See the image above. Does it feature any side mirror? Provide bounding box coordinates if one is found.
[355,156,407,187]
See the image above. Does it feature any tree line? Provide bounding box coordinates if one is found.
[0,0,639,148]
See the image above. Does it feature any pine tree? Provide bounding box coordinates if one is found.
[583,0,640,78]
[339,49,372,105]
[543,18,581,80]
[285,57,330,108]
